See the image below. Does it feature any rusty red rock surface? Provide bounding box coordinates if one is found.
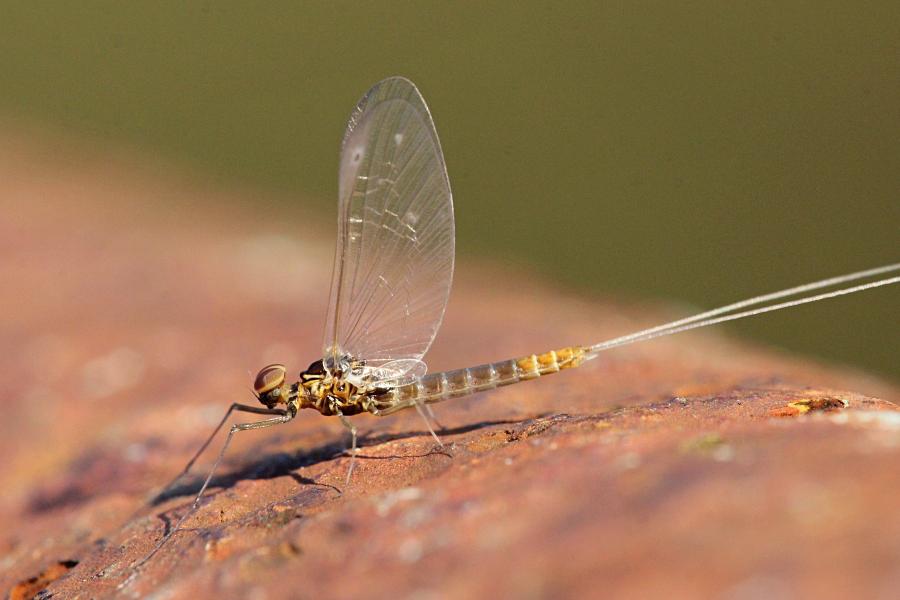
[1,133,898,599]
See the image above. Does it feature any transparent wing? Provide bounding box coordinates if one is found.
[345,359,429,389]
[322,77,454,382]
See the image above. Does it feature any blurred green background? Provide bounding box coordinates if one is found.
[1,3,896,377]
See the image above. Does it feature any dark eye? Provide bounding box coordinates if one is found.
[254,364,286,396]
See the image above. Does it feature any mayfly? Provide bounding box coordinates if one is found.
[138,77,898,567]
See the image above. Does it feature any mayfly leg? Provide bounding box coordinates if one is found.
[423,403,441,427]
[133,410,293,570]
[412,400,444,447]
[336,411,358,486]
[154,403,287,499]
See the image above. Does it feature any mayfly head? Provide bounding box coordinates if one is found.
[253,363,289,408]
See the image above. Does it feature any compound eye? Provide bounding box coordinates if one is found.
[254,364,286,396]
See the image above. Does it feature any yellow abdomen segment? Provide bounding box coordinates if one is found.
[514,346,585,379]
[373,346,587,414]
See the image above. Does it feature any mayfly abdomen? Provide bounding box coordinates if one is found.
[374,346,586,414]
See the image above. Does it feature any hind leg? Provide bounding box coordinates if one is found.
[413,400,443,448]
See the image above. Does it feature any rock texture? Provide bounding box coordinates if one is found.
[1,134,898,599]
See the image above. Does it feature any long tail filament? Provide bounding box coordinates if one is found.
[585,262,899,359]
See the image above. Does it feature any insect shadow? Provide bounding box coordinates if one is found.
[149,417,522,507]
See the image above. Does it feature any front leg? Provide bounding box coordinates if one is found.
[156,403,287,500]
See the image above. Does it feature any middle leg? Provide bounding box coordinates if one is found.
[337,411,358,487]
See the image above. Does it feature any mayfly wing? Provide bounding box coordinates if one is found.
[322,77,455,384]
[346,358,429,389]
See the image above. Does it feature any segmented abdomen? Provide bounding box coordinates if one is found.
[372,346,586,415]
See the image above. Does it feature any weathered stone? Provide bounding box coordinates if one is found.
[1,134,897,599]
